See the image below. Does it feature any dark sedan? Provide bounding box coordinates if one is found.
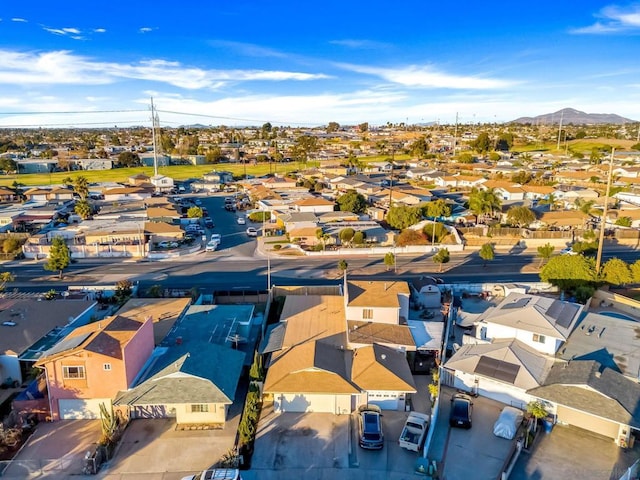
[450,393,473,429]
[357,404,384,449]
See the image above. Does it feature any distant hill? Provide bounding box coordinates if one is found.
[511,108,636,125]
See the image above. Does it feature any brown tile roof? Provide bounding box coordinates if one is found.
[351,344,416,392]
[115,298,191,344]
[146,207,180,218]
[279,295,346,348]
[264,341,359,394]
[143,221,184,234]
[347,281,409,308]
[347,321,416,348]
[294,197,335,206]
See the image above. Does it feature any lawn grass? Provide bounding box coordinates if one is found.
[0,153,412,188]
[513,137,635,154]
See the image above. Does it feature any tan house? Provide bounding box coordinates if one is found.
[537,210,591,229]
[293,197,335,213]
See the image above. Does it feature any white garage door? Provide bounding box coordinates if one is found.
[59,398,111,419]
[276,394,350,413]
[366,391,400,411]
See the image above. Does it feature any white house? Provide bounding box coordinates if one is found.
[471,293,584,355]
[344,280,410,325]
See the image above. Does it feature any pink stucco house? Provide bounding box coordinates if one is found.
[35,314,154,420]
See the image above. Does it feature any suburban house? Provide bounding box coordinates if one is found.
[293,197,335,213]
[115,304,251,426]
[443,338,556,409]
[0,297,97,390]
[35,313,155,420]
[262,290,417,413]
[103,186,153,202]
[535,210,591,230]
[528,360,640,446]
[468,293,584,355]
[150,174,174,193]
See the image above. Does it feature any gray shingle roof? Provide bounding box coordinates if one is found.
[528,360,640,428]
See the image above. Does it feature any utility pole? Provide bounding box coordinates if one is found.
[556,111,563,151]
[595,148,615,274]
[453,112,459,155]
[150,97,159,178]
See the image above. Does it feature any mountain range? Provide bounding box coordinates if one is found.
[511,108,636,125]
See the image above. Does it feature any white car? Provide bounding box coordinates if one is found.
[157,241,178,249]
[181,469,242,480]
[246,227,258,237]
[205,241,219,252]
[236,217,246,225]
[560,247,578,255]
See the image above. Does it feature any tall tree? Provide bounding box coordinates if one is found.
[537,243,555,267]
[601,258,633,285]
[337,191,367,214]
[432,248,450,272]
[73,176,89,200]
[74,200,92,219]
[479,243,495,267]
[44,236,71,279]
[506,205,536,227]
[386,205,422,230]
[539,255,596,291]
[472,132,492,153]
[469,188,501,221]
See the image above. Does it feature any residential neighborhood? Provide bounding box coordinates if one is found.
[0,119,640,480]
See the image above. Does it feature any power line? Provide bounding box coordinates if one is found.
[0,109,147,116]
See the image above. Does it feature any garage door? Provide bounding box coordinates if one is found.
[59,398,112,420]
[557,405,620,439]
[276,394,350,413]
[366,391,400,411]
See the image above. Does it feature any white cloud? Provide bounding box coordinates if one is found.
[0,49,330,89]
[94,28,106,33]
[139,27,155,33]
[337,63,514,89]
[11,18,27,22]
[571,3,640,34]
[329,39,389,49]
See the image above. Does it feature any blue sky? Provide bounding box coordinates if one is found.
[0,1,639,128]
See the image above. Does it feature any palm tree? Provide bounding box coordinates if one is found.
[469,188,501,223]
[539,193,558,211]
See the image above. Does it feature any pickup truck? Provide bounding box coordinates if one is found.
[398,412,430,452]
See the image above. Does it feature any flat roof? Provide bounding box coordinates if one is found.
[0,298,95,358]
[115,298,192,345]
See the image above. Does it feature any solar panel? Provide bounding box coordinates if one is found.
[547,301,579,329]
[474,356,520,384]
[44,331,93,357]
[502,297,531,310]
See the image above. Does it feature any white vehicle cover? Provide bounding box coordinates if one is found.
[493,406,523,440]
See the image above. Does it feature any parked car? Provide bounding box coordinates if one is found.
[204,218,214,228]
[560,246,578,255]
[181,469,242,480]
[357,404,384,450]
[157,241,178,249]
[205,240,219,252]
[237,216,246,225]
[450,393,473,429]
[246,227,258,237]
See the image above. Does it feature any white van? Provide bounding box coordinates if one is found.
[181,469,242,480]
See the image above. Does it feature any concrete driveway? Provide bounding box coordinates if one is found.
[98,417,239,479]
[251,407,350,473]
[511,424,640,480]
[1,419,102,479]
[436,388,517,480]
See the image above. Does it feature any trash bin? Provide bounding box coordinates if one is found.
[543,418,554,433]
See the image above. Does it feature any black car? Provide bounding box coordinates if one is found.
[357,405,384,449]
[450,394,473,429]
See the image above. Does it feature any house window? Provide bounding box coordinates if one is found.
[532,334,546,344]
[191,404,209,413]
[62,366,85,379]
[363,309,373,320]
[103,363,112,371]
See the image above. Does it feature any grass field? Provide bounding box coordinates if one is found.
[513,137,636,154]
[0,154,411,188]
